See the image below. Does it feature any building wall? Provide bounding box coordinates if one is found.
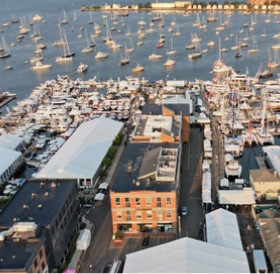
[110,190,177,234]
[250,176,280,200]
[182,116,190,143]
[30,245,48,273]
[162,106,175,117]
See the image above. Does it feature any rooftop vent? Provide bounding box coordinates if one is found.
[50,182,56,189]
[13,218,19,222]
[135,181,140,186]
[31,193,36,199]
[44,192,49,197]
[40,182,45,188]
[127,160,133,173]
[37,204,42,209]
[28,217,34,221]
[23,204,29,209]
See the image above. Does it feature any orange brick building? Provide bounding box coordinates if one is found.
[110,144,181,235]
[248,0,280,4]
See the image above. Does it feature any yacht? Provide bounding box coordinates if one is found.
[4,65,13,70]
[61,9,69,25]
[132,64,144,73]
[76,63,88,73]
[53,24,65,47]
[81,29,93,54]
[189,44,202,59]
[56,29,74,63]
[207,41,215,47]
[166,38,176,55]
[0,36,11,59]
[120,46,129,66]
[247,37,258,54]
[225,159,242,178]
[164,58,175,67]
[95,51,108,59]
[32,61,52,71]
[149,53,162,60]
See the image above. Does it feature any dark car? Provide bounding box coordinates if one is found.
[142,235,150,246]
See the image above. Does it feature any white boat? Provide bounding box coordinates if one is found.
[81,29,93,54]
[166,38,176,55]
[61,9,69,25]
[95,51,108,59]
[32,14,43,22]
[32,61,52,71]
[4,65,13,70]
[53,24,65,47]
[132,64,144,73]
[189,44,202,59]
[207,40,215,47]
[0,36,11,59]
[225,159,242,178]
[231,35,239,51]
[164,58,175,67]
[120,45,130,66]
[247,36,258,54]
[56,29,74,63]
[76,63,88,73]
[148,53,162,60]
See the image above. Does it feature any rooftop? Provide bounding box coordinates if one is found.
[250,169,280,183]
[0,180,76,228]
[111,143,179,193]
[263,146,280,178]
[218,188,256,205]
[141,104,162,115]
[0,147,22,178]
[0,133,23,151]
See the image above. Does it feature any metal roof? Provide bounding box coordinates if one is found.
[0,147,22,178]
[0,133,23,150]
[36,116,123,179]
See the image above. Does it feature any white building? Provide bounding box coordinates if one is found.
[36,116,123,187]
[0,133,24,151]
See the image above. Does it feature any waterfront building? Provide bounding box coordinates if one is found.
[123,236,250,272]
[250,169,280,200]
[110,143,180,235]
[0,133,24,151]
[36,117,123,188]
[0,179,80,271]
[248,0,280,5]
[0,147,23,185]
[256,209,280,273]
[263,146,280,178]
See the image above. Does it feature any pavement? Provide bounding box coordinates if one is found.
[179,127,204,239]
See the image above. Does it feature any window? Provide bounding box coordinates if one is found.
[116,211,122,219]
[166,197,172,206]
[126,211,131,221]
[136,211,142,219]
[156,197,162,207]
[157,210,163,221]
[39,249,43,258]
[135,198,141,206]
[125,198,130,208]
[115,198,120,206]
[167,210,172,218]
[147,210,152,219]
[34,259,38,268]
[146,197,152,206]
[42,261,46,270]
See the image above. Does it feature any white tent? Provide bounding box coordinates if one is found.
[94,193,105,201]
[206,208,243,251]
[76,229,91,251]
[98,182,108,190]
[123,237,250,273]
[202,171,212,204]
[218,188,256,205]
[36,116,123,186]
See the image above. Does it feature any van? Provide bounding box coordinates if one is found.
[109,260,122,273]
[253,250,268,273]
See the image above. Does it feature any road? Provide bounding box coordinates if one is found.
[179,127,204,239]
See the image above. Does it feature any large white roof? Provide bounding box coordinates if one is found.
[218,188,256,205]
[36,116,123,179]
[123,237,250,273]
[206,208,243,251]
[0,133,23,150]
[0,147,22,176]
[262,146,280,178]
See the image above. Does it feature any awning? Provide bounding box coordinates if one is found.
[98,182,109,189]
[94,193,105,201]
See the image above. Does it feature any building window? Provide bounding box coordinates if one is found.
[166,197,172,206]
[42,261,46,270]
[39,249,43,258]
[34,259,38,268]
[146,197,152,206]
[157,197,162,207]
[157,210,163,221]
[125,198,130,208]
[135,198,141,206]
[147,210,152,219]
[115,198,120,206]
[116,211,122,219]
[126,211,131,221]
[167,210,172,218]
[136,211,142,219]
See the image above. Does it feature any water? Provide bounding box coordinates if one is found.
[1,0,280,180]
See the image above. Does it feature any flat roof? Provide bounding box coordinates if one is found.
[218,188,256,205]
[0,226,44,271]
[36,116,123,179]
[123,237,250,273]
[111,143,179,193]
[206,208,243,251]
[263,146,280,178]
[141,104,162,115]
[0,133,23,150]
[250,169,280,183]
[0,180,76,228]
[0,147,22,177]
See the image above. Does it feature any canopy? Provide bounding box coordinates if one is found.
[98,182,109,190]
[94,193,105,201]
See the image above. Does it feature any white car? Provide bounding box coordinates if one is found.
[181,207,188,216]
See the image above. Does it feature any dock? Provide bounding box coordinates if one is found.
[255,156,267,169]
[0,93,16,109]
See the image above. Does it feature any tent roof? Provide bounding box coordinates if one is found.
[206,208,243,251]
[0,133,23,150]
[98,182,109,189]
[218,188,256,205]
[94,193,105,201]
[123,237,250,273]
[36,117,123,179]
[0,147,22,176]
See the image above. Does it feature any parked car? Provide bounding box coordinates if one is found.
[142,235,150,246]
[181,206,188,216]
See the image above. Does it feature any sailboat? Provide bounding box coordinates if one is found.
[235,46,242,58]
[193,13,200,27]
[81,29,93,54]
[247,36,258,54]
[170,15,176,27]
[0,36,11,58]
[256,90,274,145]
[132,64,144,73]
[166,38,176,55]
[126,37,134,53]
[61,9,69,25]
[73,10,77,21]
[120,44,129,66]
[189,43,202,59]
[88,11,93,25]
[207,11,216,22]
[231,35,239,51]
[164,58,175,67]
[56,29,74,63]
[267,50,279,70]
[261,29,267,38]
[53,24,65,47]
[256,62,273,79]
[174,25,181,37]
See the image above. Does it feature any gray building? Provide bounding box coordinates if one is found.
[0,179,80,271]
